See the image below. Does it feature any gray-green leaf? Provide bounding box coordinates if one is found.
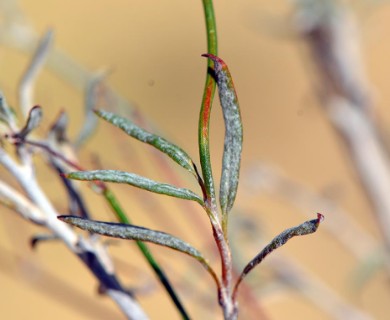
[67,169,204,205]
[58,215,219,286]
[233,213,324,297]
[95,109,197,178]
[202,54,243,215]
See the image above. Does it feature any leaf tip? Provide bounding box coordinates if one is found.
[93,108,103,116]
[57,215,79,225]
[57,215,68,222]
[201,53,225,69]
[317,212,325,224]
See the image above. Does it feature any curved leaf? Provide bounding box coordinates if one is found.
[66,169,204,205]
[19,29,53,117]
[58,215,219,287]
[202,54,243,217]
[95,109,197,178]
[75,70,110,148]
[233,213,324,298]
[18,105,43,139]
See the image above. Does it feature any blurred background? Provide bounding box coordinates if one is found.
[1,0,390,319]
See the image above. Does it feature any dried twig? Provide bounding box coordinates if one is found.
[294,0,390,254]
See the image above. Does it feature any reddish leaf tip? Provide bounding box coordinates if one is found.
[201,53,225,67]
[57,215,77,222]
[317,213,325,223]
[59,173,68,178]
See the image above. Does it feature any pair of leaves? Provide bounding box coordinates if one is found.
[65,109,204,205]
[58,213,323,295]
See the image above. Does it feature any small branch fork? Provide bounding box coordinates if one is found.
[0,36,148,319]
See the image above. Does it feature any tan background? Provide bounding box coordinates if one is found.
[1,0,390,319]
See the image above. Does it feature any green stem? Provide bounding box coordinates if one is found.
[199,0,218,212]
[103,188,190,320]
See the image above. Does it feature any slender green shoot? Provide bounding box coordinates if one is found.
[103,188,191,320]
[199,0,218,212]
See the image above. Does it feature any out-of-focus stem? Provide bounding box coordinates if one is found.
[295,0,390,255]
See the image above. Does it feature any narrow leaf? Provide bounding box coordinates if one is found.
[95,109,197,178]
[66,169,204,205]
[233,213,324,297]
[202,54,243,217]
[59,215,202,255]
[58,215,219,287]
[75,70,110,148]
[19,29,53,117]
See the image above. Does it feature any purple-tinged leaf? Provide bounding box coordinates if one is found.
[95,109,198,179]
[30,234,59,249]
[66,169,204,205]
[233,213,324,297]
[17,105,43,139]
[202,54,243,216]
[49,110,69,144]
